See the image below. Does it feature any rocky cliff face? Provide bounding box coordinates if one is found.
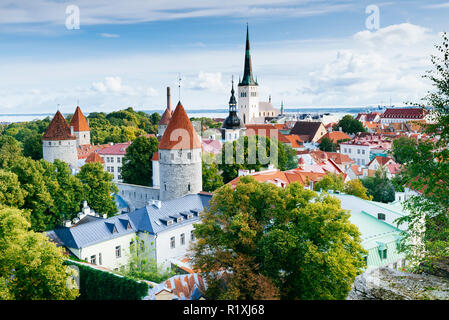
[347,267,449,300]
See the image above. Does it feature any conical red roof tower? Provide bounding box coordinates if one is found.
[159,101,201,150]
[70,106,90,132]
[42,111,76,141]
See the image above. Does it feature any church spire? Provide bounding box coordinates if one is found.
[229,76,237,111]
[239,23,257,86]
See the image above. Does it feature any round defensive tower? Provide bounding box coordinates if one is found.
[42,111,78,168]
[158,101,202,201]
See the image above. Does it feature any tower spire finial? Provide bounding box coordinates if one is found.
[178,73,182,102]
[239,23,257,86]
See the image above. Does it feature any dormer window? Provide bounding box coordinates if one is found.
[177,217,183,223]
[167,220,173,226]
[378,213,386,221]
[187,213,193,219]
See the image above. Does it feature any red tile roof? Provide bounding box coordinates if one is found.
[381,108,426,119]
[42,111,77,141]
[98,142,131,155]
[159,102,202,150]
[77,144,110,159]
[158,107,172,125]
[85,152,104,164]
[70,106,90,132]
[318,131,351,144]
[245,124,290,144]
[283,134,303,148]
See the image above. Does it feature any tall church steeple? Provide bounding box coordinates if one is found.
[239,24,257,87]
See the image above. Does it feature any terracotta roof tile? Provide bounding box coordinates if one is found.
[70,106,90,132]
[98,142,131,155]
[318,131,351,144]
[42,111,77,141]
[158,106,172,125]
[85,152,104,164]
[381,108,426,119]
[159,102,201,150]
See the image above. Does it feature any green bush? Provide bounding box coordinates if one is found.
[65,261,149,300]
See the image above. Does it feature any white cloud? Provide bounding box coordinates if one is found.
[353,23,433,47]
[189,72,226,92]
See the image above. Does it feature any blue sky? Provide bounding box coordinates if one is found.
[1,0,449,114]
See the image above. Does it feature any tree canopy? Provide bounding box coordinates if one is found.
[219,135,297,183]
[318,136,337,152]
[192,177,366,300]
[391,136,418,164]
[121,136,159,186]
[0,207,79,300]
[396,33,449,269]
[333,115,365,135]
[361,168,395,203]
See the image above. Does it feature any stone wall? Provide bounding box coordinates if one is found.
[159,148,202,201]
[117,182,160,211]
[42,139,78,168]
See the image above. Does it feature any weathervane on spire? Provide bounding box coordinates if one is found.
[178,73,182,101]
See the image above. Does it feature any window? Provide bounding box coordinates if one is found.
[378,213,386,221]
[191,230,195,241]
[357,149,360,154]
[382,249,387,259]
[362,150,365,155]
[118,175,122,180]
[59,141,61,145]
[98,253,102,265]
[49,142,51,146]
[117,157,121,163]
[170,237,175,249]
[181,233,185,245]
[115,245,121,258]
[111,157,114,163]
[187,152,192,160]
[188,184,191,191]
[90,255,96,264]
[111,167,114,173]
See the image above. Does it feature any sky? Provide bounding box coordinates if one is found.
[0,0,449,114]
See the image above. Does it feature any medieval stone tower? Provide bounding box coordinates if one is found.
[158,101,202,201]
[70,106,91,146]
[238,24,259,125]
[42,111,78,168]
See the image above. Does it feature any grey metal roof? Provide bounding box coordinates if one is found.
[51,193,212,249]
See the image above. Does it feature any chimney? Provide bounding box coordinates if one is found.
[167,86,171,111]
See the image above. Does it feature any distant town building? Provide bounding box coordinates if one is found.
[237,25,279,125]
[98,142,131,183]
[222,79,245,142]
[380,108,427,124]
[289,121,327,143]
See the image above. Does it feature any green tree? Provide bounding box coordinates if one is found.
[77,162,118,217]
[219,135,294,183]
[0,136,23,168]
[119,234,175,283]
[314,172,344,192]
[22,132,43,160]
[396,33,449,269]
[192,177,366,300]
[8,157,54,231]
[121,136,159,186]
[333,115,365,134]
[0,170,27,208]
[343,179,372,200]
[0,207,79,300]
[202,159,224,192]
[391,136,418,164]
[318,137,337,152]
[361,168,395,203]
